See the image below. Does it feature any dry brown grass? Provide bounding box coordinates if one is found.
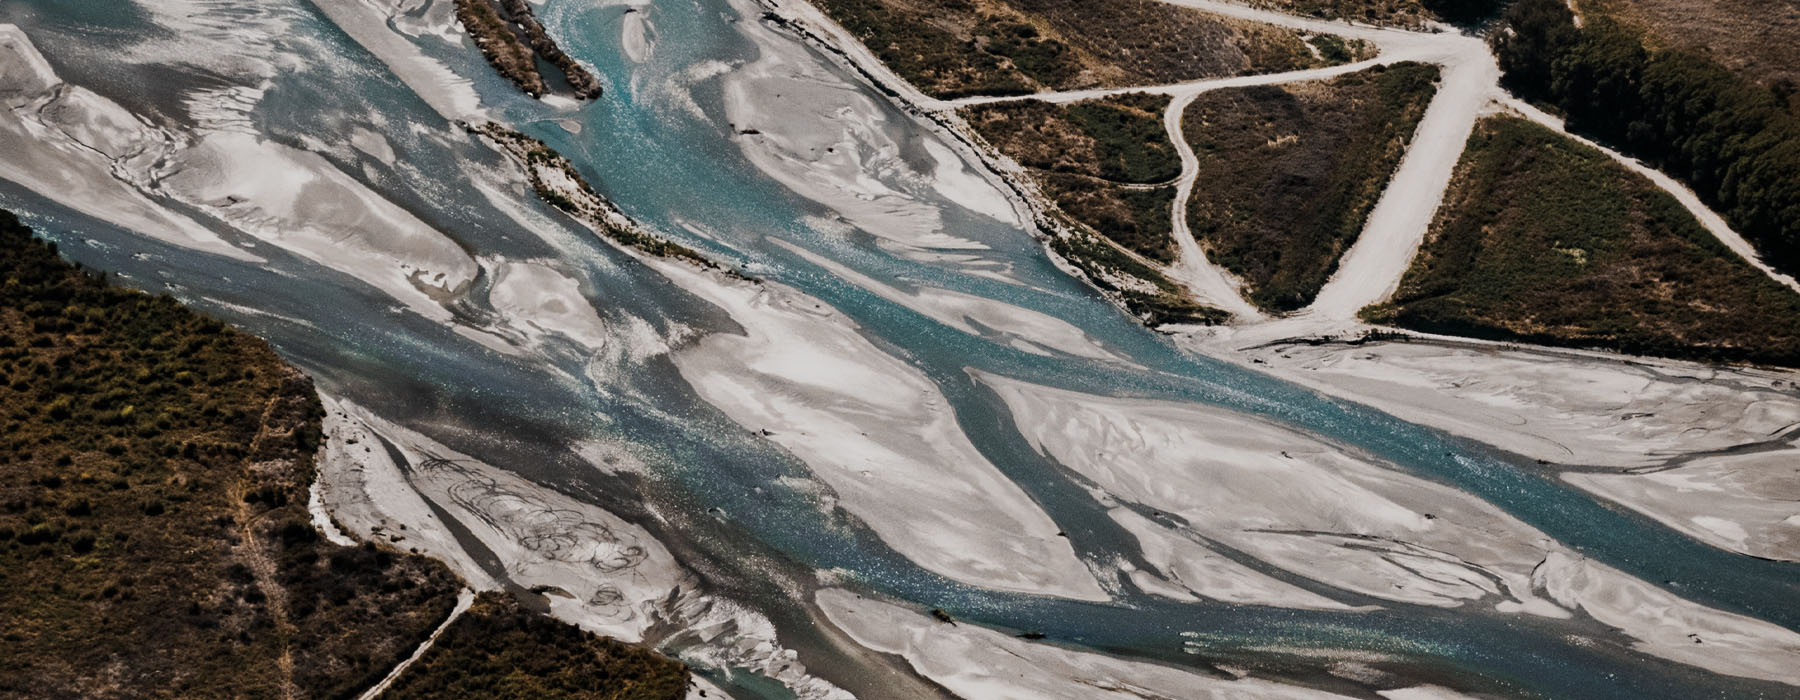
[813,0,1356,98]
[1587,0,1800,109]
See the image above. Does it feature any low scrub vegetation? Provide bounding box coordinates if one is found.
[1184,62,1439,312]
[963,94,1180,262]
[1417,0,1507,24]
[0,210,690,697]
[1494,0,1800,280]
[1038,175,1177,264]
[455,0,547,96]
[961,94,1181,183]
[383,592,689,700]
[455,0,601,99]
[1365,117,1800,367]
[813,0,1362,99]
[0,210,464,699]
[495,0,603,99]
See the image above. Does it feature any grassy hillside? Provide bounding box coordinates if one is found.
[1183,62,1439,312]
[1494,0,1800,280]
[962,93,1181,262]
[0,209,690,697]
[382,593,688,700]
[1364,116,1800,367]
[811,0,1364,99]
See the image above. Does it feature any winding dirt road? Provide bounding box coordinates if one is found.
[777,0,1796,326]
[1304,43,1498,320]
[1164,89,1266,320]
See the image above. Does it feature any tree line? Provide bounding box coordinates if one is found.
[1494,0,1800,277]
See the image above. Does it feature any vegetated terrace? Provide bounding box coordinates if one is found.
[958,92,1229,325]
[1494,0,1800,281]
[810,0,1370,99]
[962,93,1183,263]
[1364,116,1800,368]
[1184,62,1440,312]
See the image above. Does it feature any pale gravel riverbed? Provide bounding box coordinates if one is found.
[3,0,1799,696]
